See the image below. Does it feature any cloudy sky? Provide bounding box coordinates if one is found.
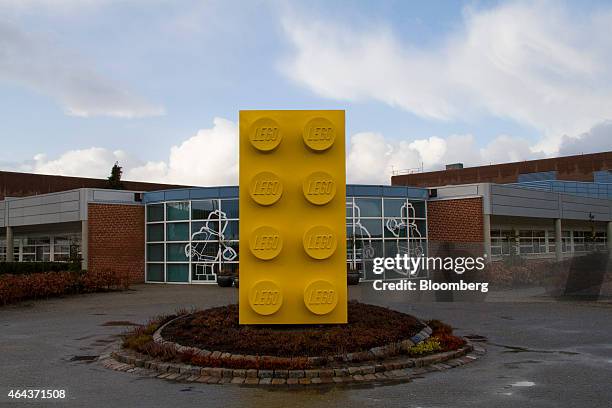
[1,0,611,185]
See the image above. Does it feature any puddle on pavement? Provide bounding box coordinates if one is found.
[491,343,580,356]
[69,355,98,363]
[503,360,543,369]
[510,381,535,387]
[93,339,116,344]
[74,334,97,341]
[101,320,140,326]
[464,334,488,342]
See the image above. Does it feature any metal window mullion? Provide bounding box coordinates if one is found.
[188,200,192,284]
[144,205,148,282]
[163,202,167,283]
[49,235,55,262]
[217,198,222,277]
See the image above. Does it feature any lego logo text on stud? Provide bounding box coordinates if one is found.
[303,225,337,260]
[249,171,283,206]
[304,280,338,315]
[249,117,282,151]
[249,225,283,260]
[303,171,336,205]
[249,280,283,315]
[303,117,335,151]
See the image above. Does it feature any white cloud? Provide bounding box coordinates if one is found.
[346,131,540,184]
[557,121,612,156]
[127,117,238,186]
[10,116,596,187]
[281,1,612,153]
[0,20,164,118]
[19,148,132,178]
[6,118,237,185]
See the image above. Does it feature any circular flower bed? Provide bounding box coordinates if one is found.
[111,303,477,385]
[161,302,424,357]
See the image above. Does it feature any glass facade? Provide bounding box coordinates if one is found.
[145,186,428,284]
[146,198,240,283]
[510,180,612,200]
[0,234,81,262]
[491,228,607,256]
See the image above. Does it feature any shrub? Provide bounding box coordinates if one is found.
[0,262,69,276]
[406,338,442,356]
[0,269,130,306]
[433,333,466,351]
[160,302,424,358]
[427,319,453,336]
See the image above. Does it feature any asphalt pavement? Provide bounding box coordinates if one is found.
[1,284,611,408]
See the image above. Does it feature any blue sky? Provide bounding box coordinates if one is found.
[1,0,611,185]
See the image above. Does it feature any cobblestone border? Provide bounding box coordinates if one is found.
[152,315,433,366]
[99,339,484,386]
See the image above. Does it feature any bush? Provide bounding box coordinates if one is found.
[0,262,70,276]
[122,315,311,370]
[433,333,466,351]
[0,269,131,306]
[427,319,453,336]
[160,302,424,358]
[406,338,442,356]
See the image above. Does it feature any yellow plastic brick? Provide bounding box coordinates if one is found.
[239,110,347,324]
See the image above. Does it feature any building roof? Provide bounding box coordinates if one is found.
[391,151,612,188]
[0,170,189,200]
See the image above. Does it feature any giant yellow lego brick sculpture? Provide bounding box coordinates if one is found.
[239,110,347,324]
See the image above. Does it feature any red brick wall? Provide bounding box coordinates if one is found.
[88,203,145,283]
[427,197,484,243]
[392,151,612,187]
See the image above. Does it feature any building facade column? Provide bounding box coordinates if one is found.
[483,213,492,263]
[6,226,14,262]
[81,220,88,271]
[555,218,562,262]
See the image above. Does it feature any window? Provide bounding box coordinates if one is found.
[147,244,164,262]
[166,223,189,241]
[167,243,189,262]
[147,204,164,222]
[192,200,218,220]
[594,231,607,250]
[166,202,189,221]
[147,224,164,242]
[53,236,80,262]
[146,195,428,284]
[220,199,239,219]
[548,231,556,254]
[491,229,515,256]
[21,238,50,262]
[562,231,572,253]
[0,239,6,262]
[354,198,382,217]
[167,264,189,282]
[347,197,427,281]
[518,230,547,254]
[146,264,164,282]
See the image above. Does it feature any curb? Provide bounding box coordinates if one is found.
[100,339,485,386]
[152,315,433,366]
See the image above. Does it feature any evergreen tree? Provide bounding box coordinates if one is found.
[107,162,124,189]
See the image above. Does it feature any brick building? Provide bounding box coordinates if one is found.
[0,152,611,293]
[391,151,612,187]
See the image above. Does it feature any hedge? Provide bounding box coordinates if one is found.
[0,262,77,276]
[0,269,131,306]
